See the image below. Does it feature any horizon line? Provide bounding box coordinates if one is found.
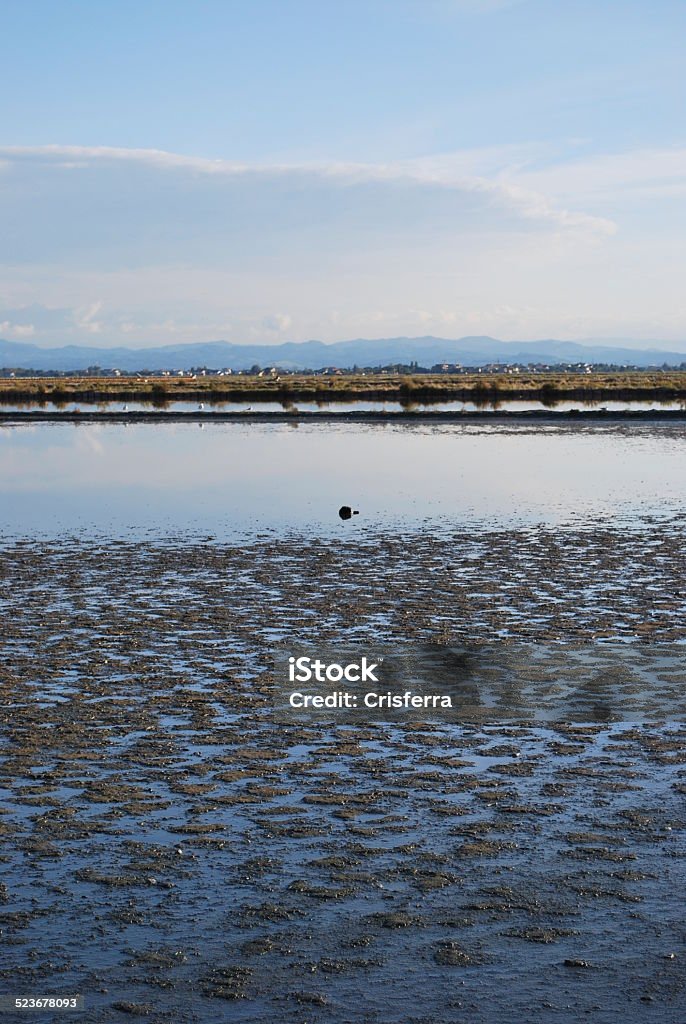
[2,334,686,353]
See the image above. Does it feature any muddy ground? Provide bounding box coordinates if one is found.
[1,525,685,1022]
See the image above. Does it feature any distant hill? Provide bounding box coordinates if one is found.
[1,336,686,372]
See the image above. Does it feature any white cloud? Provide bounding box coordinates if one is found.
[73,301,104,334]
[1,142,685,346]
[262,313,293,332]
[512,145,686,204]
[0,143,615,236]
[0,320,35,337]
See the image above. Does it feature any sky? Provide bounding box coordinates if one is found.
[1,0,685,350]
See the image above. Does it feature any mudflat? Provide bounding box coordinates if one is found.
[1,527,685,1022]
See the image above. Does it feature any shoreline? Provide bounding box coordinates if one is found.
[3,407,686,424]
[2,371,686,408]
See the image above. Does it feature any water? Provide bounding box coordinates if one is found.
[1,420,685,539]
[3,397,686,414]
[2,418,685,1022]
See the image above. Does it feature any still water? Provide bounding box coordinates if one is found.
[3,397,686,413]
[1,420,684,538]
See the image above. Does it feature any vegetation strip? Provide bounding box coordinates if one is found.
[2,372,686,405]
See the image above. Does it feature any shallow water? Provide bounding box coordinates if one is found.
[4,397,686,414]
[1,420,686,539]
[1,422,685,1022]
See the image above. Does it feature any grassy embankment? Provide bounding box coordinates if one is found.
[2,372,686,406]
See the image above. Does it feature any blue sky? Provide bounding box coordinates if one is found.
[1,0,685,348]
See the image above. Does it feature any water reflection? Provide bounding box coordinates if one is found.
[1,420,684,540]
[2,397,686,414]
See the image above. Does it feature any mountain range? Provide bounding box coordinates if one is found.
[1,336,686,372]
